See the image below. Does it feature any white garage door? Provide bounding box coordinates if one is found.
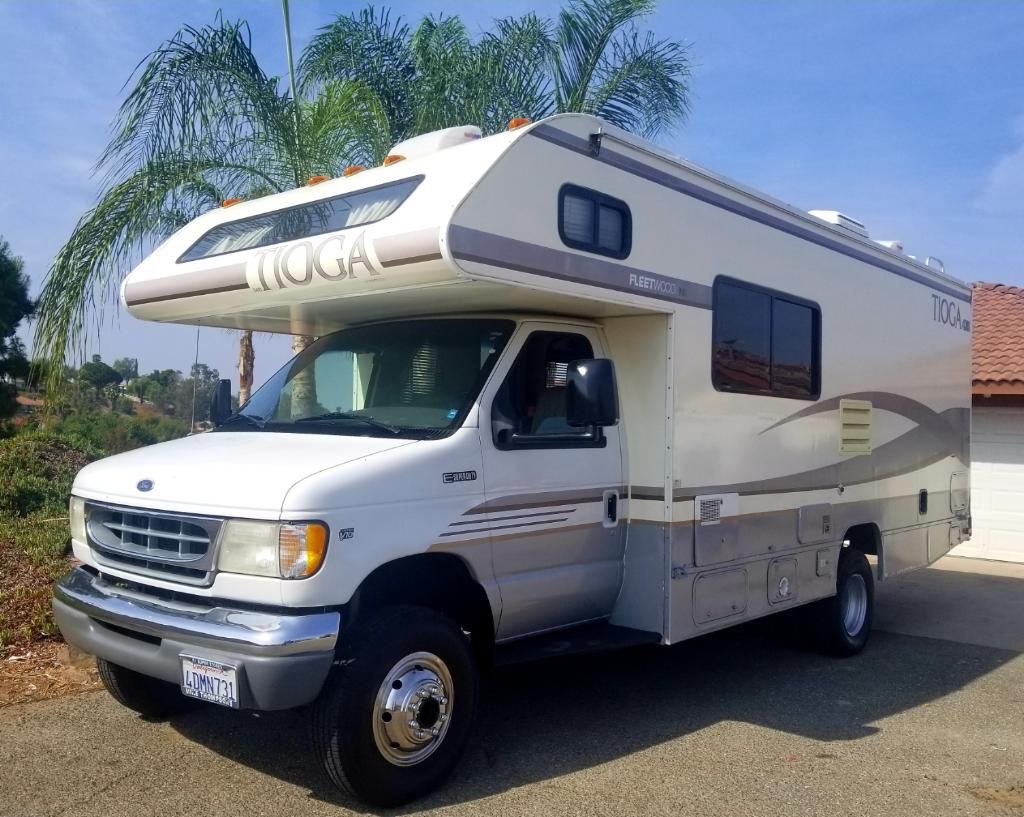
[954,406,1024,563]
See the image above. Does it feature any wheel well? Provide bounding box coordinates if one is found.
[348,553,495,665]
[843,522,880,556]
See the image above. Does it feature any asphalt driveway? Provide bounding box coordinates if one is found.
[2,556,1022,817]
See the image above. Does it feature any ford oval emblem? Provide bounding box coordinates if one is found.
[137,479,154,492]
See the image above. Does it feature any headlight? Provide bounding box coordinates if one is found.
[69,497,87,543]
[217,520,328,579]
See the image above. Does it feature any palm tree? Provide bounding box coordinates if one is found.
[35,0,690,401]
[34,16,390,401]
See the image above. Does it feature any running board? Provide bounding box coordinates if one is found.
[495,622,662,666]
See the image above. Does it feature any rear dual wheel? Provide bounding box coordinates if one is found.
[810,547,875,656]
[312,605,478,807]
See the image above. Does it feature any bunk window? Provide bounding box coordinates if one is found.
[712,277,821,400]
[178,176,424,263]
[558,184,631,259]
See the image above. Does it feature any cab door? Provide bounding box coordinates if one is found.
[477,321,625,640]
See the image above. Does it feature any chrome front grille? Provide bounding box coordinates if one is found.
[85,502,222,586]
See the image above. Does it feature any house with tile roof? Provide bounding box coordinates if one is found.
[953,282,1024,562]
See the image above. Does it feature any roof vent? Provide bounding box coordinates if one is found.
[875,240,904,253]
[388,125,482,162]
[808,209,869,238]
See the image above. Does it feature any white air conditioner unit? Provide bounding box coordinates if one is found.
[389,125,483,162]
[808,209,869,238]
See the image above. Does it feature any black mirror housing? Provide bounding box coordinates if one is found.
[566,358,619,428]
[211,379,232,427]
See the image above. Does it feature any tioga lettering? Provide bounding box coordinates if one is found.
[246,230,381,292]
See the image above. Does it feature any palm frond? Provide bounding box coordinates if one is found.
[553,0,655,112]
[473,14,557,133]
[299,7,414,144]
[588,29,691,137]
[300,79,392,171]
[33,155,266,392]
[101,14,296,187]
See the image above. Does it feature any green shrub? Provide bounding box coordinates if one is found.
[0,432,100,517]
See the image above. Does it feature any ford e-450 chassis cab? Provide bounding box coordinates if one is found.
[53,115,972,806]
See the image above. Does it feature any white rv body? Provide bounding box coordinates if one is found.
[54,113,971,801]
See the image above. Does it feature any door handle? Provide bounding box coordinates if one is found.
[606,492,618,523]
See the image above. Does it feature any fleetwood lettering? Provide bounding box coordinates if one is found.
[246,230,380,292]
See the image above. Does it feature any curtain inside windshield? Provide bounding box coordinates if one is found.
[238,320,513,436]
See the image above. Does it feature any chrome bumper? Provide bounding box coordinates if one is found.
[54,567,339,656]
[53,567,340,710]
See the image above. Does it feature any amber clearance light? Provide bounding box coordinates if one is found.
[382,154,406,166]
[307,174,330,186]
[221,197,242,207]
[507,117,532,130]
[343,165,366,177]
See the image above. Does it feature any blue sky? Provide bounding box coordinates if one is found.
[1,0,1022,392]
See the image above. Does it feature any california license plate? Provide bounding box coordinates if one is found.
[180,655,239,708]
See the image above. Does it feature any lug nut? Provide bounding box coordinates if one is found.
[431,727,440,736]
[440,714,448,722]
[440,697,448,705]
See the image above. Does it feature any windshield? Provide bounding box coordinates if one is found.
[224,319,514,438]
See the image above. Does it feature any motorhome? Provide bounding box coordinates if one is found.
[53,114,972,806]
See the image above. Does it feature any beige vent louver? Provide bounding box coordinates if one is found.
[839,399,872,455]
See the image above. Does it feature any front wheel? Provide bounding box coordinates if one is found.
[311,605,479,807]
[810,547,875,656]
[97,658,194,718]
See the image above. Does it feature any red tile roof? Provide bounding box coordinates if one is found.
[973,282,1024,393]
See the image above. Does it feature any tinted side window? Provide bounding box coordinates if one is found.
[712,283,771,392]
[771,299,816,398]
[558,185,631,259]
[492,331,604,449]
[712,278,820,400]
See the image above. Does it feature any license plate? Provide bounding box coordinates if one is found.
[180,655,239,708]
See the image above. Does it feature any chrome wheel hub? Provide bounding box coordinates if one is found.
[372,651,453,767]
[841,573,868,637]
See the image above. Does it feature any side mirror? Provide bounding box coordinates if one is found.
[566,358,618,428]
[211,379,232,427]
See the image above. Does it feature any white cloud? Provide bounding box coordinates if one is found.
[975,114,1024,215]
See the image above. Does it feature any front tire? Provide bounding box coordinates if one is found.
[311,605,479,807]
[811,547,875,656]
[97,658,194,718]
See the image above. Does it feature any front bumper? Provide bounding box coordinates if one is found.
[53,567,340,710]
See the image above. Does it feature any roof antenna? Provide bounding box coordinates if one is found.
[189,325,201,433]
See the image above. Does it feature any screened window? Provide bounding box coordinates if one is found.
[558,184,631,259]
[712,278,820,400]
[179,176,423,262]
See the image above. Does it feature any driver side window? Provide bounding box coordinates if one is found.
[491,331,602,449]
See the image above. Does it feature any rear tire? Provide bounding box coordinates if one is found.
[97,658,194,718]
[810,547,875,657]
[311,605,479,807]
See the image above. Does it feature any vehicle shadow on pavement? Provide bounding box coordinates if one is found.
[167,572,1020,814]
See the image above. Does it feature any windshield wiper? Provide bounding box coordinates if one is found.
[221,412,268,429]
[294,411,402,435]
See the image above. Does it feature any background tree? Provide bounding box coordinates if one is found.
[76,355,123,401]
[112,357,139,382]
[35,1,690,400]
[0,238,35,418]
